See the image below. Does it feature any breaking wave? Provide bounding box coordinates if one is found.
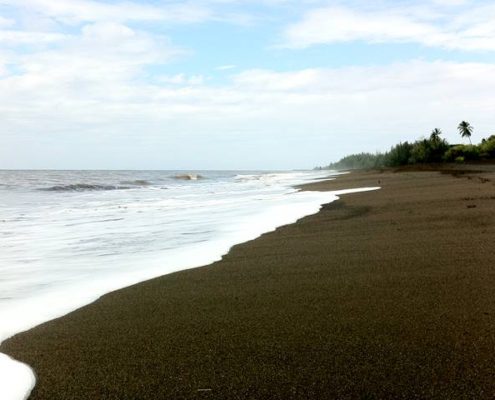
[40,184,131,192]
[173,174,204,181]
[119,180,151,186]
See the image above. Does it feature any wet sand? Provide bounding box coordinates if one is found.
[2,167,495,399]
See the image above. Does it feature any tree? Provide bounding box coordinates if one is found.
[458,121,473,144]
[430,128,442,144]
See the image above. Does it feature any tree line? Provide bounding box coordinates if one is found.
[323,121,495,170]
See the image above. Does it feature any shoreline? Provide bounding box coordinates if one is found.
[0,171,372,400]
[2,167,495,399]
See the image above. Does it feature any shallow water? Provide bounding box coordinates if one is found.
[0,169,377,399]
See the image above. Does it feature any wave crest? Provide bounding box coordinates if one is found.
[173,174,204,181]
[119,180,151,186]
[40,184,131,192]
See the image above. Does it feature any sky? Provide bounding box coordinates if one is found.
[1,0,495,170]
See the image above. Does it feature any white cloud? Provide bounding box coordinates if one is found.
[1,59,495,164]
[2,0,212,24]
[431,0,468,5]
[227,62,495,128]
[0,30,68,45]
[157,74,205,85]
[283,3,495,51]
[0,21,181,120]
[233,68,323,91]
[0,16,15,28]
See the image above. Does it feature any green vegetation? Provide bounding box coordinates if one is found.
[480,135,495,158]
[324,153,386,170]
[324,122,495,170]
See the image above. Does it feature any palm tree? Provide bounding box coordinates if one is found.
[430,128,442,144]
[458,121,473,144]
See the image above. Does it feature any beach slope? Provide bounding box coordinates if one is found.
[2,168,495,399]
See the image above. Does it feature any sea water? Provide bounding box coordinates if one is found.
[0,170,378,399]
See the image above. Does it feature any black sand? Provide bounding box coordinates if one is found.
[2,167,495,399]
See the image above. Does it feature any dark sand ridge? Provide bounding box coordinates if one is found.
[2,167,495,399]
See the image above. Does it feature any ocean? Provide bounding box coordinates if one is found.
[0,169,374,400]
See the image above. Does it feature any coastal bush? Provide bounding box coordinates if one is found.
[322,128,495,171]
[407,137,449,164]
[384,142,413,166]
[327,152,386,170]
[444,145,480,162]
[429,138,450,162]
[410,139,432,163]
[479,135,495,158]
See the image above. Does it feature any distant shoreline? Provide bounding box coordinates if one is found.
[3,165,495,399]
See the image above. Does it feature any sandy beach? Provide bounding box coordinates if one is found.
[2,166,495,399]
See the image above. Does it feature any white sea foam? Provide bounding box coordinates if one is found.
[0,169,378,399]
[0,355,34,400]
